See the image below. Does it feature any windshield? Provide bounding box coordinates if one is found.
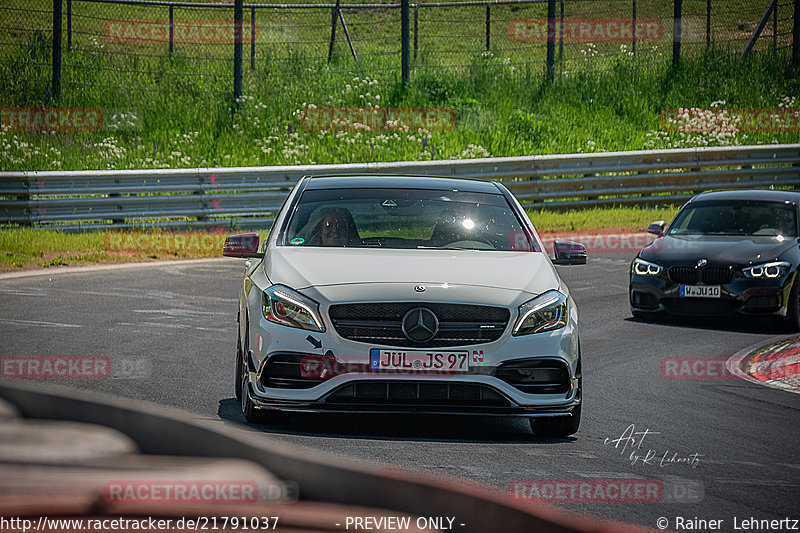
[668,200,798,237]
[282,187,538,251]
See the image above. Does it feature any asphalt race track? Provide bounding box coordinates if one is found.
[1,253,799,531]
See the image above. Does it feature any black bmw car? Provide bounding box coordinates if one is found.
[629,189,800,330]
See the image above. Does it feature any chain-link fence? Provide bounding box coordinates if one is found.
[0,0,797,108]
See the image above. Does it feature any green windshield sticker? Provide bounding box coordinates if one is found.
[290,237,305,245]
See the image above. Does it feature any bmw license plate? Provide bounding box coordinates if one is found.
[369,349,470,372]
[680,285,721,298]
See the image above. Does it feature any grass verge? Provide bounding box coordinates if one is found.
[0,205,678,271]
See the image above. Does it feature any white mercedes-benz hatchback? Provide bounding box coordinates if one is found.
[224,175,587,437]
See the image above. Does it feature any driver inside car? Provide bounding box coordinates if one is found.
[299,207,361,246]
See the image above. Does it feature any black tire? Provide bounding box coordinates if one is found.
[234,335,243,402]
[783,274,800,332]
[530,402,581,438]
[239,352,263,424]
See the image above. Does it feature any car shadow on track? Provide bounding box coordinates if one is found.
[625,313,785,335]
[217,398,576,444]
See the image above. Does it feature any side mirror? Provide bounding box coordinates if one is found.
[647,221,665,236]
[552,239,587,265]
[223,232,263,258]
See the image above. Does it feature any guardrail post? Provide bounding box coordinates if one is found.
[52,0,62,101]
[401,0,410,84]
[546,0,556,81]
[234,0,243,104]
[673,0,683,67]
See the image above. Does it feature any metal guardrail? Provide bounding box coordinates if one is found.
[1,144,799,231]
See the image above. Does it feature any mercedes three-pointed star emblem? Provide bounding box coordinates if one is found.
[401,307,439,343]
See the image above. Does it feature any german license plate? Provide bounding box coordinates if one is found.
[369,349,470,372]
[680,285,721,298]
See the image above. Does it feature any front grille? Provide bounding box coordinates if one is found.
[324,381,512,407]
[329,302,510,347]
[662,298,742,315]
[495,359,571,394]
[668,266,735,285]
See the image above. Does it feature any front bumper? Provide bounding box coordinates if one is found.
[630,272,794,316]
[245,307,581,416]
[245,377,581,417]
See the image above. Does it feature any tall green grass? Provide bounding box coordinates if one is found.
[1,43,797,172]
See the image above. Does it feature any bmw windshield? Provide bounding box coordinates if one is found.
[282,187,538,251]
[668,200,798,237]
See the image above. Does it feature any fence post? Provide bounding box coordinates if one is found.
[413,4,418,61]
[328,4,337,62]
[794,0,799,73]
[673,0,683,67]
[558,0,564,61]
[546,0,556,81]
[67,0,71,50]
[632,0,636,55]
[485,4,490,51]
[52,0,62,101]
[401,0,410,84]
[706,0,710,48]
[169,5,173,56]
[234,0,243,103]
[251,6,256,70]
[774,0,778,51]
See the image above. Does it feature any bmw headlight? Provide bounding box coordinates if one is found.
[742,261,791,279]
[263,285,325,332]
[513,290,569,336]
[632,258,663,276]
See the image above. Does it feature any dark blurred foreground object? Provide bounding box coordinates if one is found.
[0,382,655,533]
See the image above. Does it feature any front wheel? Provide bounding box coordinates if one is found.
[530,403,581,438]
[239,353,263,423]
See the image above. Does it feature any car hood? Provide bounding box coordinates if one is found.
[639,234,798,265]
[264,247,558,296]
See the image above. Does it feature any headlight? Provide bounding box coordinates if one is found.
[262,285,325,332]
[513,290,569,336]
[632,258,663,276]
[742,261,791,279]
